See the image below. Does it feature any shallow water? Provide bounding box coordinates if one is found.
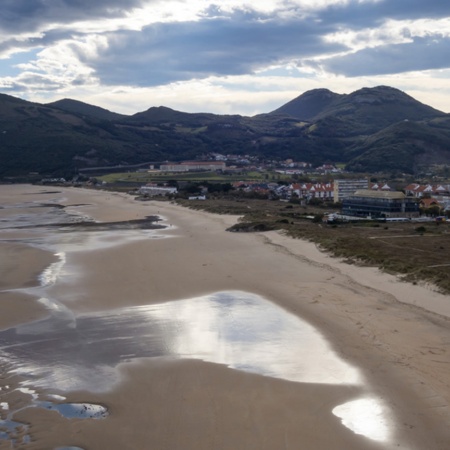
[0,385,106,446]
[36,401,108,419]
[1,291,360,391]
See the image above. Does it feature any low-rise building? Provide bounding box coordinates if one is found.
[291,182,334,201]
[342,190,419,219]
[138,185,177,196]
[404,183,450,198]
[160,161,226,172]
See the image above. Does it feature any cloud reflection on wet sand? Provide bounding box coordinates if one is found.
[0,291,391,443]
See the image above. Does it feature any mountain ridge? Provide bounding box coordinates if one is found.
[46,98,126,121]
[1,86,449,178]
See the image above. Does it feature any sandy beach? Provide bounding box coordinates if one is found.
[1,184,450,449]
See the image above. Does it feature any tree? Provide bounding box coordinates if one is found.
[426,205,441,217]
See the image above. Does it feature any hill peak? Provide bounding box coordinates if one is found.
[46,98,126,121]
[269,88,343,120]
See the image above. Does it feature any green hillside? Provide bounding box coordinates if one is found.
[1,86,449,178]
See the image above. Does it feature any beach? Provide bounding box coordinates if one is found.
[1,184,450,449]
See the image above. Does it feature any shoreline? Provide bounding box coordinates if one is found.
[1,184,450,449]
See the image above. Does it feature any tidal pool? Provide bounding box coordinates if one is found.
[0,386,106,446]
[0,291,360,390]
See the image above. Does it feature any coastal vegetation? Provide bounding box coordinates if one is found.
[98,170,283,184]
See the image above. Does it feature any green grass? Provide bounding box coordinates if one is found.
[98,170,289,184]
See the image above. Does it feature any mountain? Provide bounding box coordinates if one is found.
[126,106,221,125]
[346,118,450,173]
[0,86,449,179]
[270,85,443,134]
[269,88,343,121]
[46,98,126,121]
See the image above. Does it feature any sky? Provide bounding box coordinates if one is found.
[1,0,450,116]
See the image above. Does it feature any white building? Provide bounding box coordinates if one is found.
[160,161,226,172]
[138,185,177,196]
[334,179,369,203]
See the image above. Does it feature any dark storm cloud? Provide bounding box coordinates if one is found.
[320,36,450,76]
[0,0,146,33]
[83,15,346,86]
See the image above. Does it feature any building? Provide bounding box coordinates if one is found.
[334,179,369,203]
[160,161,226,172]
[291,182,334,201]
[138,185,177,196]
[404,183,450,198]
[342,190,419,219]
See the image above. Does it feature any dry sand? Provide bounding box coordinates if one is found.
[1,184,450,449]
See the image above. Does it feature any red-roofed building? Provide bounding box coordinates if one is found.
[404,183,450,198]
[291,182,334,200]
[420,197,439,208]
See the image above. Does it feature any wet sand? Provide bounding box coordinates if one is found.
[1,184,450,449]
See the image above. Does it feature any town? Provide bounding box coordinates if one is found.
[42,154,450,222]
[122,155,450,222]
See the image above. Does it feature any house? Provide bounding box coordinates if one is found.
[370,182,393,191]
[291,182,334,201]
[404,183,450,198]
[420,197,439,209]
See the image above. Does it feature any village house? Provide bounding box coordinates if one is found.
[290,182,334,201]
[370,182,393,191]
[404,183,450,198]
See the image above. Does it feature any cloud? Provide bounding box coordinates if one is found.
[78,13,345,86]
[318,36,450,76]
[319,0,450,29]
[0,0,146,33]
